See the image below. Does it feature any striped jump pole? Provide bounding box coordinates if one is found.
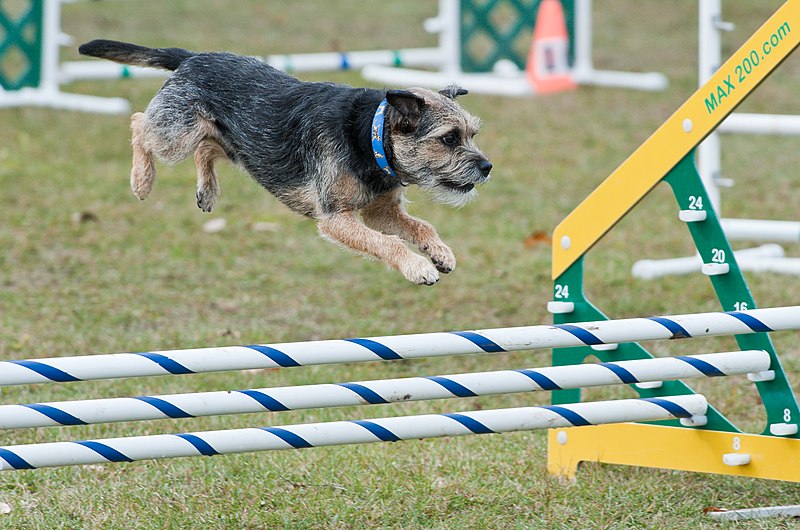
[60,47,445,82]
[0,395,707,472]
[2,306,797,387]
[0,351,768,430]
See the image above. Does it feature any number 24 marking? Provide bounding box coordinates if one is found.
[555,285,569,299]
[689,196,704,210]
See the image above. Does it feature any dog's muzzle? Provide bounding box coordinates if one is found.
[439,158,492,194]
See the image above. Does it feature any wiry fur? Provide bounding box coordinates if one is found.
[79,39,492,285]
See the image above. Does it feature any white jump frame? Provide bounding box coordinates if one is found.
[632,0,800,279]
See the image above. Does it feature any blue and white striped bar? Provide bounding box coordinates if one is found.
[60,47,444,82]
[0,351,767,430]
[0,395,707,471]
[2,306,796,387]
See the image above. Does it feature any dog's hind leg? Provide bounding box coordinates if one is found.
[130,112,156,200]
[361,191,456,274]
[194,139,226,212]
[318,211,440,285]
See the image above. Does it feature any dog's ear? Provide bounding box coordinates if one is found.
[438,85,469,99]
[386,90,426,134]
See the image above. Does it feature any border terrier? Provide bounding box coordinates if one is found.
[78,40,492,285]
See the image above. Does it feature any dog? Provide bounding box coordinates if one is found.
[78,40,492,285]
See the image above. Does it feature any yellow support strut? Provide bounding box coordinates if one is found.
[549,424,800,482]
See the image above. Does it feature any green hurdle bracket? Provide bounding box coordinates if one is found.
[0,0,43,90]
[459,0,575,72]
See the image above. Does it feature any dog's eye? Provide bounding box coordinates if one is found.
[440,133,458,146]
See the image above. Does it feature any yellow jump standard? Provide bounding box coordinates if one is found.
[549,0,800,482]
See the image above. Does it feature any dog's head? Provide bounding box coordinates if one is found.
[385,86,491,207]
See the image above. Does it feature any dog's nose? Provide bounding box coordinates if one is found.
[478,160,492,177]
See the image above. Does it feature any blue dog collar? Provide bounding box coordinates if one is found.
[371,98,395,177]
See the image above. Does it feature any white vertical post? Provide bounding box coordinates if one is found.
[697,0,724,211]
[39,0,62,97]
[572,0,593,80]
[433,0,461,75]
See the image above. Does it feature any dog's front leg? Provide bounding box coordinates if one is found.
[361,192,456,274]
[318,212,441,285]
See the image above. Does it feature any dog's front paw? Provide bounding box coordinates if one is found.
[420,242,456,274]
[399,254,440,286]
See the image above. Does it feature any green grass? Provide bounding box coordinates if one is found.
[2,0,800,527]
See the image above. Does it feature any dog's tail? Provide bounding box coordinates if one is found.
[78,39,194,71]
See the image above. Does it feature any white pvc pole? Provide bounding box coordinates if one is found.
[40,0,61,95]
[265,48,445,73]
[434,0,461,76]
[721,219,800,243]
[0,395,707,471]
[361,65,533,96]
[60,47,446,83]
[697,0,724,210]
[736,256,800,275]
[0,351,766,430]
[632,244,785,279]
[707,505,800,521]
[719,113,800,135]
[2,307,797,387]
[572,0,593,80]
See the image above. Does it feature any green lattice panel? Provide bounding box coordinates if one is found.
[0,0,43,90]
[460,0,574,73]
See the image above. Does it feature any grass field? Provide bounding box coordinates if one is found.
[2,1,800,528]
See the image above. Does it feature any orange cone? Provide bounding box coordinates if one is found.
[526,0,576,94]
